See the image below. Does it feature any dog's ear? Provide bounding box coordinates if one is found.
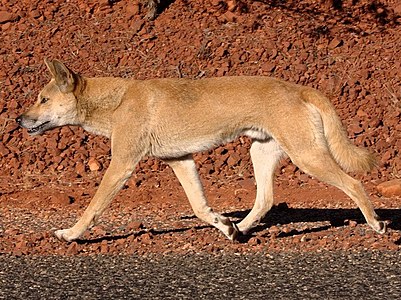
[44,58,57,78]
[44,59,76,93]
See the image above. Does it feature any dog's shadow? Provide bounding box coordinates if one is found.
[225,203,401,243]
[76,203,401,245]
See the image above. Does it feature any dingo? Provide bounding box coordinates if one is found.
[17,59,386,242]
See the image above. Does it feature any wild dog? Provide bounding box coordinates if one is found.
[16,59,386,242]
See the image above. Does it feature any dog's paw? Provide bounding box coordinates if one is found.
[228,222,239,241]
[54,228,77,242]
[374,220,388,234]
[221,218,239,241]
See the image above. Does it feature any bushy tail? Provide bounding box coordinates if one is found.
[302,89,376,173]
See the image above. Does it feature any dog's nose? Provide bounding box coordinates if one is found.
[15,115,22,125]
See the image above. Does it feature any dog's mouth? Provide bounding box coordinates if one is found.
[27,121,51,135]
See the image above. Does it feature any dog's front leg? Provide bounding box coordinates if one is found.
[55,158,136,242]
[166,155,239,240]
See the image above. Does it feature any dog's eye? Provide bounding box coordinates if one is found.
[40,97,49,104]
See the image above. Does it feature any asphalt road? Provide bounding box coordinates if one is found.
[1,251,400,299]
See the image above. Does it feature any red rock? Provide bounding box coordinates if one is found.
[376,180,401,197]
[75,161,86,176]
[227,152,241,167]
[126,3,140,18]
[141,232,153,244]
[328,38,342,49]
[199,163,214,175]
[127,221,144,231]
[394,4,401,15]
[52,193,73,206]
[98,0,111,9]
[88,157,101,171]
[248,236,262,246]
[92,225,107,237]
[0,142,10,156]
[261,62,276,73]
[356,109,368,117]
[0,11,14,24]
[100,240,109,254]
[268,225,280,237]
[1,22,10,30]
[227,0,237,12]
[66,242,79,255]
[220,11,237,23]
[381,150,394,163]
[131,19,145,33]
[349,123,364,135]
[14,239,27,251]
[30,9,41,19]
[4,228,20,236]
[5,122,19,133]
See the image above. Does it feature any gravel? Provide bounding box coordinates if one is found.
[1,251,401,299]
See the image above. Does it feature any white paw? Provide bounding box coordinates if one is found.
[374,220,388,234]
[54,228,77,242]
[235,222,250,236]
[228,222,239,241]
[221,217,239,241]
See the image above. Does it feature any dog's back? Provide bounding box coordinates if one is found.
[140,76,374,174]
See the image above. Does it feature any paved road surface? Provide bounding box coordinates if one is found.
[1,252,400,299]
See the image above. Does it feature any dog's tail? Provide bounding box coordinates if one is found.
[302,88,376,173]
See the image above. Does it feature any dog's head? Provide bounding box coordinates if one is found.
[16,59,81,135]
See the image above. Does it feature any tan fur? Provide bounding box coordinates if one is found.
[301,89,377,173]
[16,59,386,242]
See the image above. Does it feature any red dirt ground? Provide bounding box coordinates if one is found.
[1,0,401,255]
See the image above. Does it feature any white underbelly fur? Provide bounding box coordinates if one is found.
[150,128,271,159]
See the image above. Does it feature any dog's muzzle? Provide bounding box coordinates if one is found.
[16,115,51,135]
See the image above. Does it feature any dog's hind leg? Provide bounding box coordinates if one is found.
[236,139,285,234]
[166,155,239,240]
[290,147,386,234]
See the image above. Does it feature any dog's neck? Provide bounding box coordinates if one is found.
[75,77,128,137]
